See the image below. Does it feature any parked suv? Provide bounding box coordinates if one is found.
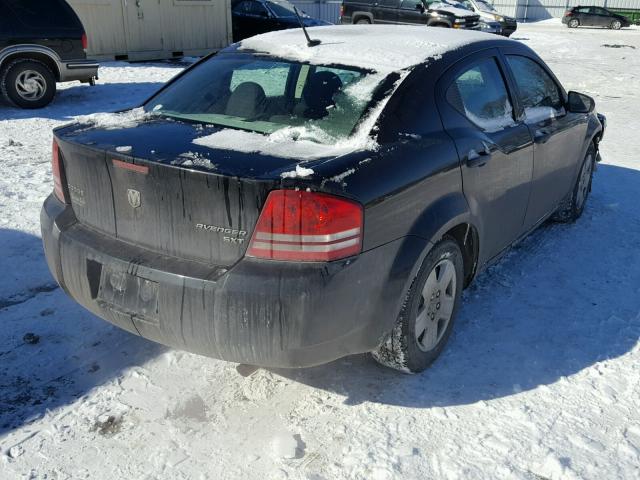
[458,0,517,36]
[562,6,631,30]
[0,0,98,108]
[340,0,480,30]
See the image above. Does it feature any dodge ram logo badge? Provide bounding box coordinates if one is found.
[127,189,141,209]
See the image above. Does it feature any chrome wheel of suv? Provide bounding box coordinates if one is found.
[1,58,56,109]
[568,18,579,28]
[611,19,622,30]
[15,70,47,101]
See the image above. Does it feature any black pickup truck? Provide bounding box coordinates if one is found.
[340,0,480,30]
[0,0,98,108]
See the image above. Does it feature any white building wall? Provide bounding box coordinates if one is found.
[67,0,232,61]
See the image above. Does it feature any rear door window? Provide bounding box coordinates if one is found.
[400,0,419,9]
[446,57,515,133]
[506,55,565,124]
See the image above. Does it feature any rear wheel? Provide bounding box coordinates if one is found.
[568,18,579,28]
[552,144,595,223]
[1,58,56,109]
[610,19,622,30]
[355,18,371,24]
[372,238,463,373]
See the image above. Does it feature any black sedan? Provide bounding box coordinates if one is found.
[231,0,330,42]
[562,6,631,29]
[41,26,604,373]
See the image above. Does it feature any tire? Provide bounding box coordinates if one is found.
[568,18,579,28]
[430,23,450,28]
[355,18,371,24]
[1,58,56,109]
[552,143,596,223]
[610,19,622,30]
[372,238,464,373]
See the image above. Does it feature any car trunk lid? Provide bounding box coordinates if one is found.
[55,119,297,267]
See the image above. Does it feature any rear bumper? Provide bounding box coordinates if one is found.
[41,195,425,368]
[59,59,99,83]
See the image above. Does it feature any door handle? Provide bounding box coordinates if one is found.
[466,148,491,168]
[534,128,551,143]
[465,140,495,168]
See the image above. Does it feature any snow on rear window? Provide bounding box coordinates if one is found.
[74,107,154,130]
[192,71,409,160]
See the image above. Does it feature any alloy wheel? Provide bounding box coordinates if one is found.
[414,258,457,352]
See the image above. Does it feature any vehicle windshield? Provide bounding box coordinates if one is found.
[266,0,298,17]
[145,53,388,144]
[474,0,497,12]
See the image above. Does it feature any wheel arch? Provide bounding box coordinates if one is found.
[399,192,482,295]
[0,45,61,81]
[351,12,374,24]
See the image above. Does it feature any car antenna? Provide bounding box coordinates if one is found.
[293,6,321,47]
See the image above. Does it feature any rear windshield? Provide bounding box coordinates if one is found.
[146,53,391,145]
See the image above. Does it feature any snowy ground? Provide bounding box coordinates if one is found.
[1,21,640,480]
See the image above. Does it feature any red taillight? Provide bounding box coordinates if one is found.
[52,139,69,204]
[81,33,88,50]
[565,10,573,16]
[247,190,363,262]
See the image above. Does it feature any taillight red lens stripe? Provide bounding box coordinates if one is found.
[112,159,149,175]
[52,139,69,204]
[247,190,363,262]
[82,33,88,50]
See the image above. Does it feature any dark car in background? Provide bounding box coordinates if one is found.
[0,0,98,108]
[231,0,330,42]
[41,26,605,374]
[562,6,631,30]
[458,0,517,36]
[340,0,481,30]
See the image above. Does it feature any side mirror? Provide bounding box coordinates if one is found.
[416,3,425,12]
[259,10,270,18]
[567,91,595,113]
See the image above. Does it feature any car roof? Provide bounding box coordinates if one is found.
[236,25,513,73]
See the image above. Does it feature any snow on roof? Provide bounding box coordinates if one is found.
[238,25,498,73]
